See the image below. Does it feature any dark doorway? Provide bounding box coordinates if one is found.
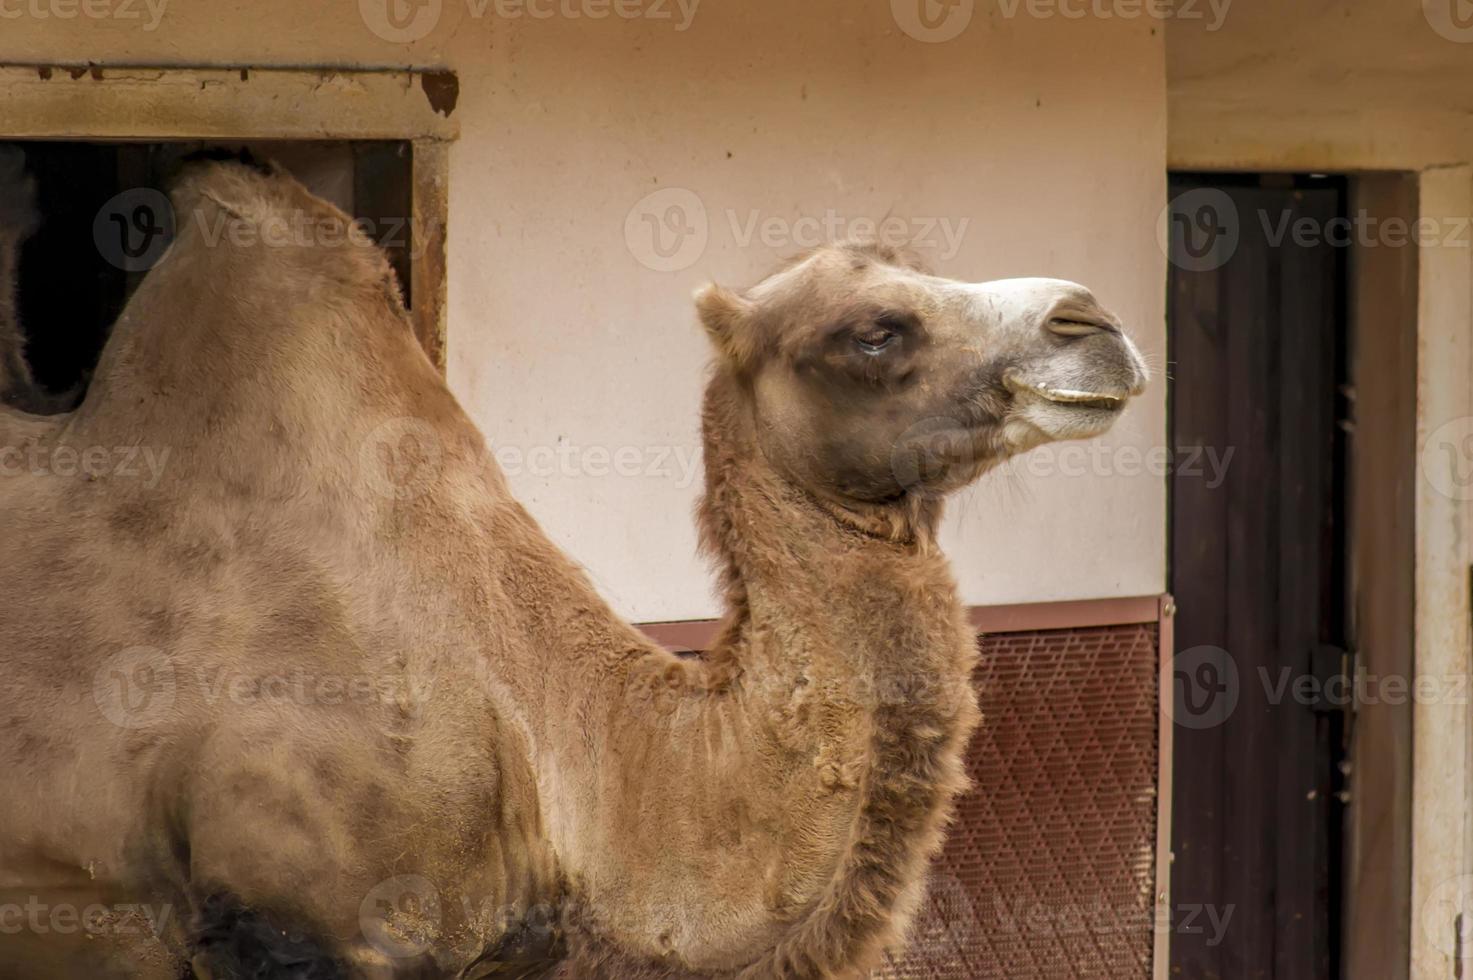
[1167,174,1351,979]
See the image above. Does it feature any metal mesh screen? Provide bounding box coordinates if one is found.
[876,622,1161,979]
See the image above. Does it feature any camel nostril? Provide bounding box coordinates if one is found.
[1045,317,1115,339]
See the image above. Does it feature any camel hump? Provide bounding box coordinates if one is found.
[61,160,432,454]
[167,159,404,305]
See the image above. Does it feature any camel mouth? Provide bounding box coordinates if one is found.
[998,371,1138,447]
[1003,377,1131,414]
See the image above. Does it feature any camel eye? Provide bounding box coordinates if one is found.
[854,327,898,355]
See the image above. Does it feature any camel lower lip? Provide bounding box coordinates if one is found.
[1009,380,1125,411]
[1052,396,1123,412]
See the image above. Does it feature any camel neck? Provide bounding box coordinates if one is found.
[685,370,981,978]
[503,371,980,977]
[695,370,948,650]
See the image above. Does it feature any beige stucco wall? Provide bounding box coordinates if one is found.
[0,1,1168,621]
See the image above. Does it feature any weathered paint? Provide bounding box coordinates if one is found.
[0,66,458,141]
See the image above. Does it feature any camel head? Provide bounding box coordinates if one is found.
[695,241,1148,504]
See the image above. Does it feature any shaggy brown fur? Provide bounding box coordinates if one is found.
[0,163,1145,979]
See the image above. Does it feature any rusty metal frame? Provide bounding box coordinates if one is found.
[0,63,458,372]
[1154,593,1176,980]
[640,594,1169,648]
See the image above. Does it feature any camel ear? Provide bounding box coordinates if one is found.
[694,283,760,368]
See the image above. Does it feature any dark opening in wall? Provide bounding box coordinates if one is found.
[0,139,415,412]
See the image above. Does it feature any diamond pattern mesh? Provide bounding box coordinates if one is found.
[875,623,1161,979]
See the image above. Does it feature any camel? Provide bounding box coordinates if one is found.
[0,160,1147,979]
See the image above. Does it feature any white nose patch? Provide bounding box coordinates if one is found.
[956,277,1096,328]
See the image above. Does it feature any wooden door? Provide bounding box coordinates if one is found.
[1168,175,1350,980]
